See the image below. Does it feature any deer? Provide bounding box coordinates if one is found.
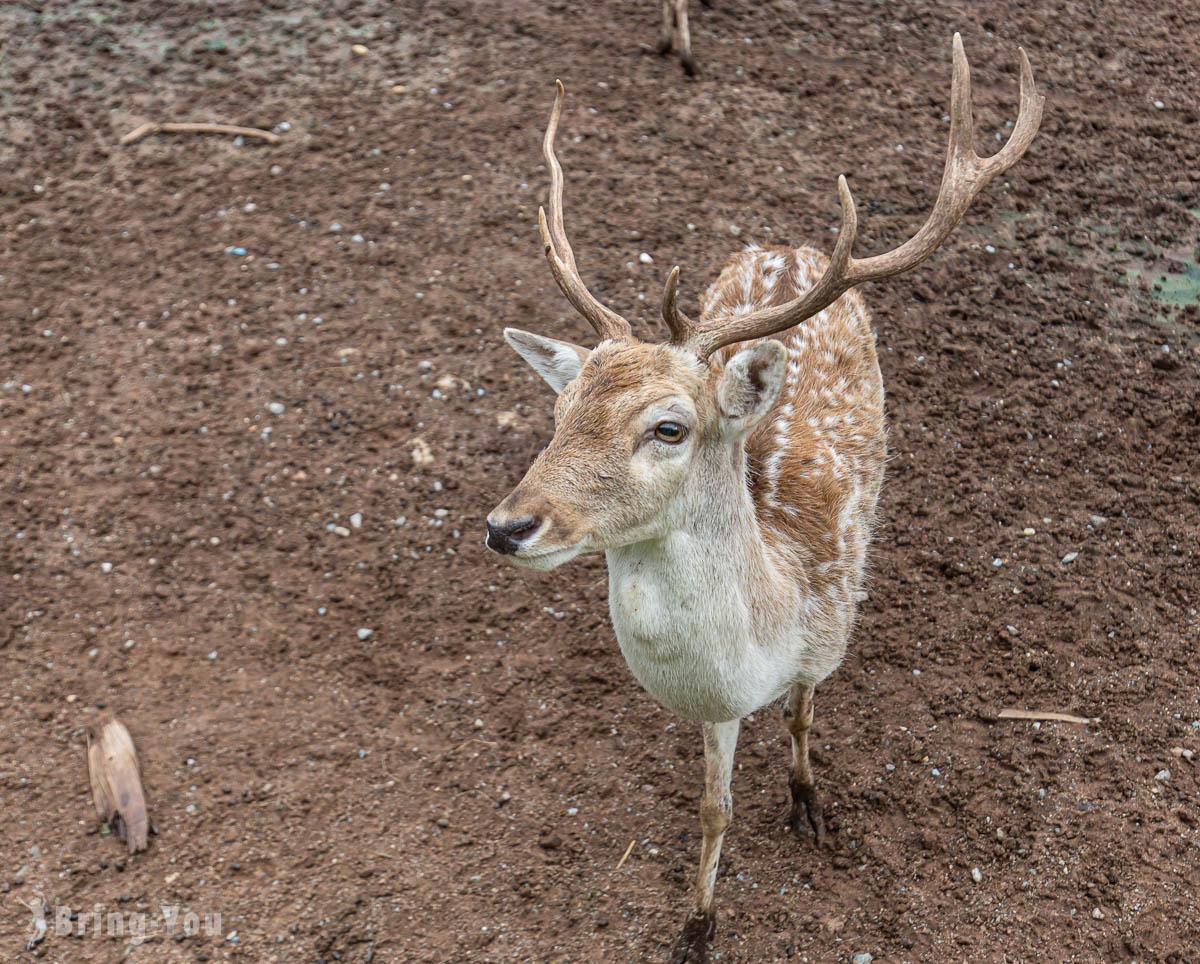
[486,34,1043,963]
[653,0,710,75]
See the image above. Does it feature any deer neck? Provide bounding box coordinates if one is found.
[608,439,795,597]
[604,440,808,721]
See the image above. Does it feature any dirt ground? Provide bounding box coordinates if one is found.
[2,1,1198,961]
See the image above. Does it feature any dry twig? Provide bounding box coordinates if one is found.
[448,737,498,755]
[120,122,281,146]
[613,838,637,873]
[997,708,1092,725]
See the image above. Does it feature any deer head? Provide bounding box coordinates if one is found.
[486,36,1043,569]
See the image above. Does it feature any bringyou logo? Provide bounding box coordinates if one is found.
[15,894,223,949]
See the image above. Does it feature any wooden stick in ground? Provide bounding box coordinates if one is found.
[86,715,150,853]
[613,838,637,873]
[120,122,281,146]
[997,708,1093,725]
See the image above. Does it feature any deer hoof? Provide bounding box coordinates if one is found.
[669,909,715,964]
[788,777,827,846]
[680,53,697,76]
[653,37,672,56]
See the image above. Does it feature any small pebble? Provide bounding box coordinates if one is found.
[266,402,285,415]
[392,84,407,94]
[852,955,874,964]
[208,651,218,661]
[350,512,364,529]
[100,562,113,574]
[1092,907,1105,920]
[638,252,653,264]
[1061,551,1079,564]
[1153,99,1164,110]
[352,43,369,56]
[473,718,484,729]
[1088,515,1106,529]
[1154,768,1171,782]
[357,628,374,641]
[1022,527,1036,536]
[333,525,351,537]
[971,867,983,883]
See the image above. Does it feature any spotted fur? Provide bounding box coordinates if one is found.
[708,244,886,619]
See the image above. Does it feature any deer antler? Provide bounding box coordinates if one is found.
[665,34,1045,359]
[538,81,633,343]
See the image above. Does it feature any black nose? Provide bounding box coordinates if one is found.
[486,516,540,555]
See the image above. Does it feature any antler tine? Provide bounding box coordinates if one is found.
[538,80,632,343]
[661,266,694,343]
[685,35,1045,360]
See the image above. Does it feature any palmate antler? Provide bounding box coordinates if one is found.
[665,33,1045,358]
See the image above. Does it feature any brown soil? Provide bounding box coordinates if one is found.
[2,2,1198,962]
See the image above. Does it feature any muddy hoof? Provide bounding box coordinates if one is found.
[681,53,697,76]
[669,909,715,964]
[788,777,826,846]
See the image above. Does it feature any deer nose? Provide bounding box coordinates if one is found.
[486,516,541,555]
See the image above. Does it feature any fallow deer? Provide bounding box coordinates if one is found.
[486,35,1042,963]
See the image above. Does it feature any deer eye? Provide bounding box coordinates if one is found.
[653,421,686,444]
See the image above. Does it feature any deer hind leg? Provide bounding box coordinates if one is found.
[654,0,674,55]
[670,719,739,964]
[674,0,696,75]
[784,682,826,844]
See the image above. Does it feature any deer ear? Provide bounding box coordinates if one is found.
[717,340,787,438]
[504,328,589,394]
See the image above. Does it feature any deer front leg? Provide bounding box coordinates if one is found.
[784,682,826,844]
[670,719,739,964]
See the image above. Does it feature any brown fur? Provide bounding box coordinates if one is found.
[705,245,887,599]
